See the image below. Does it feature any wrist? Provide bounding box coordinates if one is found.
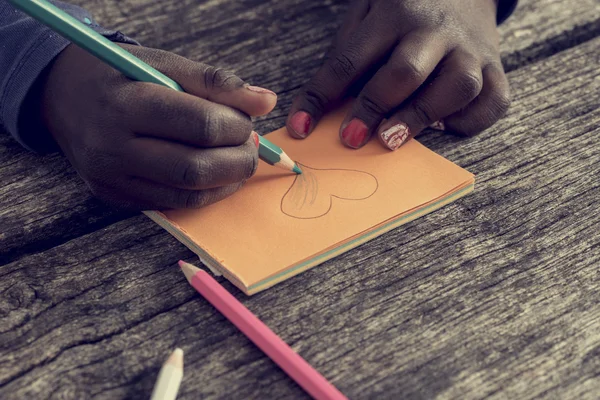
[18,49,65,154]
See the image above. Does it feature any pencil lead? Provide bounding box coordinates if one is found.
[166,348,184,370]
[293,164,302,174]
[178,260,199,282]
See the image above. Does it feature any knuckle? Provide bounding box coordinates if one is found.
[391,58,429,83]
[228,111,253,143]
[241,145,259,179]
[173,155,208,188]
[220,108,253,146]
[490,87,511,117]
[484,64,511,117]
[455,69,484,100]
[202,65,220,91]
[301,86,330,114]
[359,93,389,118]
[198,105,222,146]
[198,105,251,147]
[202,65,242,92]
[326,51,358,81]
[183,191,209,209]
[447,119,479,137]
[411,99,436,125]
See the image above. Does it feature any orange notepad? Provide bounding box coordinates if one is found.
[146,105,475,295]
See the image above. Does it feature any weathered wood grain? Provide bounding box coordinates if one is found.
[0,141,133,264]
[498,0,600,71]
[1,36,599,399]
[77,0,600,74]
[2,0,599,263]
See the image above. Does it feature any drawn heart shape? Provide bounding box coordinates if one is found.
[281,163,379,219]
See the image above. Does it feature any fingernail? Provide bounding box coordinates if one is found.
[245,85,276,96]
[341,119,368,148]
[251,131,260,147]
[430,120,445,131]
[380,122,410,151]
[289,111,312,138]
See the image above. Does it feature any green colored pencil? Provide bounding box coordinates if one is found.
[8,0,302,175]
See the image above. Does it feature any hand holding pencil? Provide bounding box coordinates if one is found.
[39,43,276,210]
[8,0,300,211]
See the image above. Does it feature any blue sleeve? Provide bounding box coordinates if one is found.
[497,0,518,24]
[0,0,139,153]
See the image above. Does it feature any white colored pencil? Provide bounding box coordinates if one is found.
[150,348,184,400]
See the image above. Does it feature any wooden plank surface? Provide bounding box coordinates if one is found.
[2,0,600,263]
[1,31,599,399]
[498,0,600,71]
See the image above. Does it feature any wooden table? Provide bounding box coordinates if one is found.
[1,0,599,398]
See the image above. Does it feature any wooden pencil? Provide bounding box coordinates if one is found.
[7,0,302,175]
[178,260,347,400]
[150,348,184,400]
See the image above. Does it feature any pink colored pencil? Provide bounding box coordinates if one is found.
[178,260,347,400]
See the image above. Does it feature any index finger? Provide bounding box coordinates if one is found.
[286,12,396,138]
[122,135,258,190]
[122,82,252,148]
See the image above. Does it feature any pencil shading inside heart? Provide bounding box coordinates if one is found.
[281,163,379,219]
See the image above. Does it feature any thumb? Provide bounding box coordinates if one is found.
[124,45,277,117]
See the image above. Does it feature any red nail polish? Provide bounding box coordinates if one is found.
[289,111,311,137]
[252,131,260,147]
[341,119,368,148]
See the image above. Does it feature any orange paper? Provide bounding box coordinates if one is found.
[146,105,475,295]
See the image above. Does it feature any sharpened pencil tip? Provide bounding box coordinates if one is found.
[178,260,200,282]
[166,348,184,369]
[293,164,302,174]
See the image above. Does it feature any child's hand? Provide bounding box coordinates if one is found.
[286,0,511,150]
[40,44,276,209]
